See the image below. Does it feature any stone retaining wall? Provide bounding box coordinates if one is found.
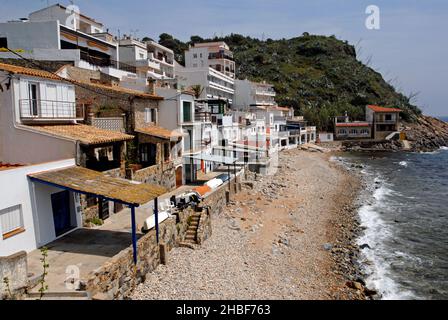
[84,175,242,300]
[0,251,28,299]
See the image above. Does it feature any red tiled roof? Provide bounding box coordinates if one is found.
[0,63,163,100]
[0,62,62,81]
[367,105,402,113]
[26,124,134,145]
[0,162,24,171]
[335,122,371,127]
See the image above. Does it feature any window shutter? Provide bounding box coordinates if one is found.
[0,205,23,235]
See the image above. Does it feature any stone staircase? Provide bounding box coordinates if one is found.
[179,213,201,248]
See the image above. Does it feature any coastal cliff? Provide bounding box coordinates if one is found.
[404,116,448,152]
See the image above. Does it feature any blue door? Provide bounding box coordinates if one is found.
[51,190,72,237]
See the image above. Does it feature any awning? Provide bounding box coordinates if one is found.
[28,166,167,206]
[136,126,186,141]
[183,153,238,165]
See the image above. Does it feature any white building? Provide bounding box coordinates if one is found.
[146,40,175,81]
[185,41,235,79]
[0,159,80,256]
[234,79,277,109]
[176,63,235,105]
[155,87,199,183]
[0,4,137,81]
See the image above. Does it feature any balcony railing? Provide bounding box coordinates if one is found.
[19,99,84,120]
[195,112,212,123]
[80,52,137,73]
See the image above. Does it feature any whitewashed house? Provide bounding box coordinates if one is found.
[0,4,137,80]
[0,159,80,256]
[185,41,235,79]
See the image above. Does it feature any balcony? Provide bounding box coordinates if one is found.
[208,52,234,61]
[195,112,212,123]
[19,99,84,121]
[80,52,137,73]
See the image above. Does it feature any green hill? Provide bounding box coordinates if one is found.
[156,33,422,130]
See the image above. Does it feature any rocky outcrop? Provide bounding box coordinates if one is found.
[403,116,448,152]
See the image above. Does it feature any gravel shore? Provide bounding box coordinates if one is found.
[132,148,365,300]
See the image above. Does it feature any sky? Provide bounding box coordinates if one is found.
[1,0,447,116]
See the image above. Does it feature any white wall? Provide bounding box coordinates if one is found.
[0,74,76,164]
[0,21,60,50]
[0,159,77,256]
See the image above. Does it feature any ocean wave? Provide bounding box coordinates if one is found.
[398,161,408,167]
[357,181,418,300]
[440,146,448,151]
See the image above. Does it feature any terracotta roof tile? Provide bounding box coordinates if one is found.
[0,162,24,171]
[136,126,185,140]
[0,63,163,100]
[26,124,134,145]
[367,105,402,113]
[0,62,62,81]
[83,82,163,100]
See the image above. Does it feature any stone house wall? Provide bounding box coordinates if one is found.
[131,163,176,191]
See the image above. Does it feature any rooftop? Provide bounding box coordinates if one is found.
[367,105,402,113]
[26,124,134,145]
[0,63,163,100]
[0,162,24,171]
[335,122,371,127]
[136,126,185,140]
[28,166,167,206]
[0,62,63,81]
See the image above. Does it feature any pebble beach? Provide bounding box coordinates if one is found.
[132,148,366,300]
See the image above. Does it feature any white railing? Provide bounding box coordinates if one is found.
[19,99,83,120]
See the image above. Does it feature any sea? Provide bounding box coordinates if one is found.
[333,143,448,300]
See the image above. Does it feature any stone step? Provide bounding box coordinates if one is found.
[187,226,198,232]
[190,221,199,226]
[179,242,196,249]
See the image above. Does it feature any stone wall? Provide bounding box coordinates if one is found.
[0,251,28,299]
[83,174,242,300]
[131,161,176,191]
[85,207,196,300]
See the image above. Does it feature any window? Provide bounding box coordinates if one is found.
[385,114,392,121]
[360,129,369,135]
[339,129,347,135]
[151,108,157,124]
[28,83,39,116]
[139,53,144,59]
[0,37,7,49]
[199,53,203,58]
[1,205,24,239]
[193,63,198,68]
[193,53,198,59]
[145,108,157,123]
[163,143,170,162]
[349,129,358,135]
[183,101,192,122]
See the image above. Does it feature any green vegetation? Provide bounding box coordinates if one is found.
[152,32,422,130]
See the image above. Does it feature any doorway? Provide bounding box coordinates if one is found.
[176,166,183,188]
[51,190,74,237]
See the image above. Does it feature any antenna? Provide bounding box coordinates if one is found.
[130,29,139,39]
